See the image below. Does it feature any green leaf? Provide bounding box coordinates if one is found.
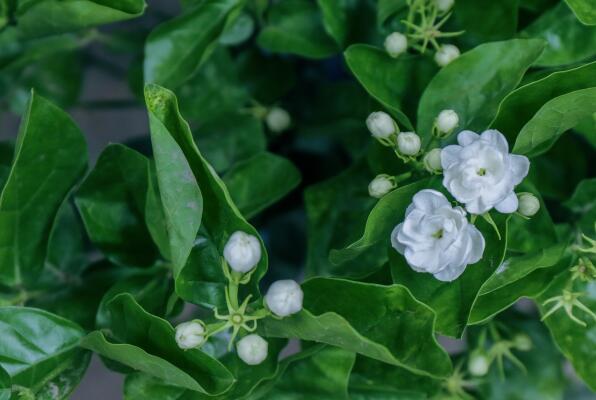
[260,277,452,379]
[329,178,436,276]
[417,39,545,143]
[513,87,596,156]
[492,61,596,145]
[0,92,87,286]
[0,141,14,192]
[390,213,509,337]
[564,178,596,233]
[451,0,519,47]
[14,0,145,38]
[0,307,89,398]
[522,2,596,67]
[76,144,159,267]
[144,84,268,305]
[316,0,378,48]
[377,0,407,27]
[565,0,596,25]
[148,99,203,276]
[263,346,356,399]
[469,243,567,324]
[81,293,234,394]
[144,0,243,88]
[538,274,596,391]
[0,367,9,400]
[257,0,338,59]
[224,152,301,219]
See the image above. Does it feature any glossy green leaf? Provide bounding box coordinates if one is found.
[144,84,268,304]
[513,88,596,156]
[260,277,452,379]
[329,178,436,274]
[391,213,509,337]
[0,366,9,400]
[81,293,234,394]
[148,98,203,276]
[0,307,89,398]
[538,273,596,391]
[565,0,596,25]
[144,0,243,88]
[14,0,145,38]
[257,0,338,59]
[417,39,545,143]
[565,178,596,233]
[377,0,407,27]
[76,144,158,267]
[451,0,518,47]
[522,2,596,67]
[224,152,301,219]
[316,0,378,48]
[469,243,567,324]
[0,92,87,286]
[492,61,596,144]
[0,142,13,191]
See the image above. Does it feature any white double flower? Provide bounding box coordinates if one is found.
[391,189,485,281]
[441,130,529,215]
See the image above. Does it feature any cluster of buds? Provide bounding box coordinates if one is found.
[384,0,462,67]
[175,231,304,366]
[366,111,421,160]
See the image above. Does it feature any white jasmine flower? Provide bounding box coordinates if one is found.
[366,111,397,141]
[435,0,455,13]
[397,132,421,156]
[441,130,530,215]
[265,107,291,133]
[265,279,304,317]
[423,148,443,173]
[468,350,490,376]
[175,320,206,350]
[391,189,485,281]
[384,32,408,58]
[237,334,268,365]
[434,44,460,67]
[517,193,540,217]
[368,174,396,198]
[223,231,262,273]
[435,109,459,135]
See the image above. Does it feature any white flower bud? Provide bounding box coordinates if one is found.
[468,351,490,377]
[366,111,397,140]
[384,32,408,58]
[223,231,262,273]
[397,132,421,156]
[513,333,532,351]
[236,334,268,365]
[368,174,396,198]
[265,279,304,317]
[517,193,540,217]
[435,0,454,13]
[265,107,291,133]
[423,148,442,173]
[435,109,459,134]
[435,44,460,67]
[175,320,206,350]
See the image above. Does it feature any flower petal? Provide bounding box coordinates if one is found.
[480,129,509,153]
[411,189,449,213]
[457,130,480,146]
[495,191,519,213]
[440,145,461,169]
[509,154,530,185]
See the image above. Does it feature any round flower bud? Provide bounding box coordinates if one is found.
[517,193,540,217]
[423,148,442,173]
[265,279,304,317]
[436,109,459,135]
[468,350,490,377]
[513,333,532,351]
[397,132,421,156]
[237,334,268,365]
[175,320,206,350]
[434,44,460,67]
[265,107,291,133]
[384,32,408,58]
[435,0,455,13]
[223,231,262,273]
[368,174,396,198]
[366,111,397,140]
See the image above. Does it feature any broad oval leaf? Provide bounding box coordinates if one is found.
[417,39,545,143]
[513,87,596,156]
[565,0,596,25]
[260,277,452,379]
[144,0,243,88]
[81,293,234,395]
[390,213,509,337]
[0,92,87,286]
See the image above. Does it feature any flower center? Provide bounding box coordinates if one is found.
[476,167,486,176]
[231,313,244,325]
[432,229,444,239]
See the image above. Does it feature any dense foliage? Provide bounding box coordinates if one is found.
[0,0,595,398]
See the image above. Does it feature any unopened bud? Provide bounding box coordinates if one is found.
[237,334,268,365]
[265,107,291,133]
[223,231,262,273]
[517,193,540,217]
[366,111,397,141]
[397,132,421,156]
[435,44,460,67]
[513,333,532,351]
[423,148,442,173]
[435,0,455,13]
[384,32,408,58]
[175,320,206,350]
[368,174,397,198]
[435,109,459,135]
[265,279,304,317]
[468,350,490,377]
